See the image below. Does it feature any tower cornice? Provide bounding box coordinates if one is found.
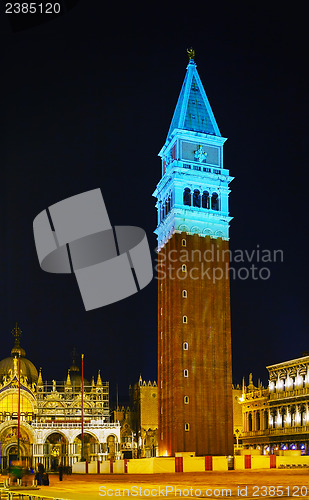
[159,129,227,157]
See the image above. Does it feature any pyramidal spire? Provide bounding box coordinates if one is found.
[96,370,102,387]
[166,50,221,142]
[65,370,72,387]
[37,368,43,386]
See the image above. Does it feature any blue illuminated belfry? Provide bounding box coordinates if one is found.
[153,57,234,248]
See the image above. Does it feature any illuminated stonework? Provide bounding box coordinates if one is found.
[0,327,120,470]
[240,355,309,454]
[153,59,233,250]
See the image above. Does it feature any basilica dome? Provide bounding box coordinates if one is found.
[67,357,90,391]
[0,324,39,385]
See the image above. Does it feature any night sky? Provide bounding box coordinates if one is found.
[0,3,308,402]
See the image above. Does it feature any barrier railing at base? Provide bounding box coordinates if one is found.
[0,489,71,500]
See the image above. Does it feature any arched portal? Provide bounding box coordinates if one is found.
[107,434,118,460]
[73,433,99,462]
[7,445,18,467]
[45,432,68,471]
[0,425,32,470]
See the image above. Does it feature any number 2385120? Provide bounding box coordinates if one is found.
[5,3,61,14]
[252,486,308,496]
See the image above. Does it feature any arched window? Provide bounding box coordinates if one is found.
[181,239,186,247]
[256,411,260,431]
[183,342,188,350]
[183,316,187,324]
[182,264,187,272]
[264,410,268,429]
[211,192,219,211]
[184,369,188,377]
[270,408,277,428]
[182,290,187,298]
[193,189,201,208]
[202,191,209,209]
[184,396,189,404]
[279,407,286,428]
[300,404,306,426]
[290,406,296,426]
[184,423,190,431]
[248,413,252,432]
[183,188,191,206]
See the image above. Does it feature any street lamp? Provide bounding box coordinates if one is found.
[235,428,242,450]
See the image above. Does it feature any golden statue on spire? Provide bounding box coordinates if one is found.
[187,47,195,60]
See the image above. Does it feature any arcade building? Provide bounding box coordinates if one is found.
[240,354,309,454]
[0,324,120,471]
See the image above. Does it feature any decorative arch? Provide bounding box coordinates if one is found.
[0,420,36,443]
[178,225,189,232]
[202,191,209,209]
[0,389,35,415]
[106,433,118,459]
[183,188,191,206]
[44,430,69,444]
[70,429,100,445]
[193,189,200,207]
[0,422,34,468]
[106,433,119,443]
[211,192,219,211]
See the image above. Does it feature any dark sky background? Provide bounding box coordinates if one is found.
[0,3,308,403]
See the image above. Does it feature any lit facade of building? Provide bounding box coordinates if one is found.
[0,325,120,470]
[131,377,158,458]
[240,355,309,454]
[114,377,158,459]
[153,52,234,456]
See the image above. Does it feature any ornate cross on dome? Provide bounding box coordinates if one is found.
[10,322,26,357]
[12,322,22,346]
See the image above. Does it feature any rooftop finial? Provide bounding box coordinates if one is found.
[11,322,26,357]
[187,47,195,60]
[12,322,22,346]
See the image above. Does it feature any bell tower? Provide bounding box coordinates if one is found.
[154,51,234,456]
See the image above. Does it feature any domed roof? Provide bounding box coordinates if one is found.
[67,353,89,391]
[0,356,38,384]
[0,323,38,385]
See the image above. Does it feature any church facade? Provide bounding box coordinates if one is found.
[154,52,234,456]
[0,325,120,471]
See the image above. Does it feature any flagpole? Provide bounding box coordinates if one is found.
[81,353,84,461]
[17,353,21,461]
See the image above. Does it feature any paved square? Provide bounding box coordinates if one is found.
[11,470,309,500]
